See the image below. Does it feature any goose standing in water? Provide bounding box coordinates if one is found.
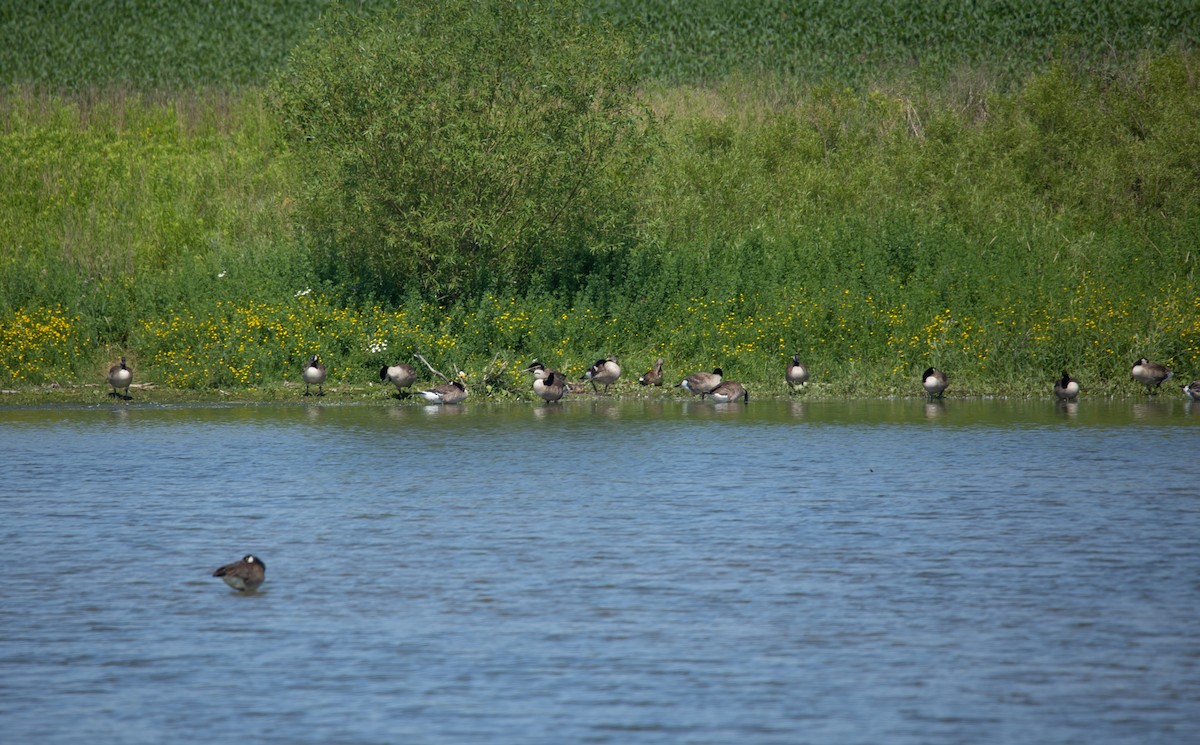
[107,357,133,398]
[1130,358,1172,393]
[709,380,749,403]
[1054,372,1080,401]
[582,355,621,394]
[677,368,723,399]
[212,554,266,592]
[785,354,809,389]
[1183,380,1200,401]
[922,367,948,399]
[303,354,327,396]
[638,357,664,387]
[380,363,417,395]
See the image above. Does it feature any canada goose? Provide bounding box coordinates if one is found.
[303,354,327,396]
[582,355,621,394]
[1183,380,1200,401]
[107,357,132,398]
[212,554,266,592]
[638,357,664,386]
[418,377,468,404]
[922,367,948,399]
[535,370,567,403]
[709,380,749,403]
[786,354,809,388]
[677,367,723,398]
[1131,358,1172,393]
[1054,371,1080,401]
[379,363,417,394]
[525,362,567,403]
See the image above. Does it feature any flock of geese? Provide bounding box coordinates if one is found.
[107,352,1200,403]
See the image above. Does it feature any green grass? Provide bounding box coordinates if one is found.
[1,4,1198,398]
[4,2,1196,90]
[588,0,1199,86]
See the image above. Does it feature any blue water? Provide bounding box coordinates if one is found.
[1,398,1198,744]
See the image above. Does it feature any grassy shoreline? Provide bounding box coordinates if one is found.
[0,367,1186,407]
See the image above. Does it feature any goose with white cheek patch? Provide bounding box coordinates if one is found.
[212,554,266,592]
[107,357,133,398]
[303,354,327,396]
[582,355,621,394]
[1130,358,1172,394]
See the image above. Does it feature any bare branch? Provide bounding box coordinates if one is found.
[414,353,450,383]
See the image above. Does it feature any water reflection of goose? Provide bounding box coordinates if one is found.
[1054,371,1080,401]
[303,354,327,396]
[212,554,266,592]
[709,381,748,403]
[678,368,723,399]
[922,367,947,399]
[1131,358,1172,393]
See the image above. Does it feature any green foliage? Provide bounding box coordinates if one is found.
[0,1,391,91]
[588,0,1200,86]
[0,87,307,376]
[271,0,653,302]
[2,1,1195,92]
[1,2,1198,396]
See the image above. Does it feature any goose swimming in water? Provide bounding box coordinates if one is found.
[212,554,266,592]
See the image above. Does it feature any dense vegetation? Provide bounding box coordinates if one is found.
[1,1,1197,398]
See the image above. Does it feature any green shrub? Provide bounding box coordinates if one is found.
[271,0,654,302]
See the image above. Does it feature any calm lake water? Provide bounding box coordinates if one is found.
[1,397,1198,744]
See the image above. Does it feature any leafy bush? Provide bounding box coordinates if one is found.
[272,0,653,302]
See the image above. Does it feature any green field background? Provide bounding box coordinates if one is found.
[1,1,1197,397]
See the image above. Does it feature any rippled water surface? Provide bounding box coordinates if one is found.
[2,398,1198,744]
